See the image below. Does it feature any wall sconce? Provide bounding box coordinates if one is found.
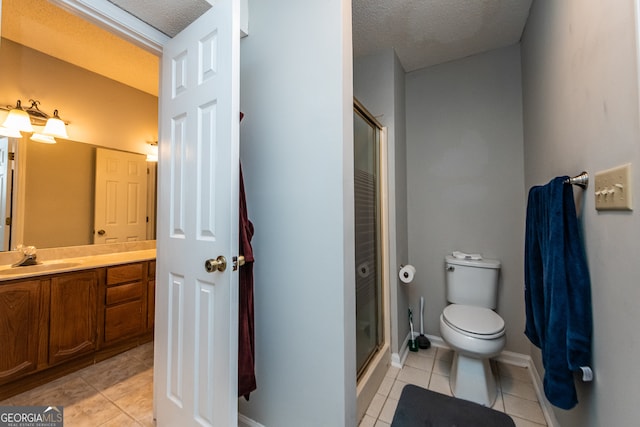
[0,99,69,142]
[146,141,158,162]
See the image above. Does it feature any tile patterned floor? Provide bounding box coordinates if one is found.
[1,342,548,426]
[359,346,548,427]
[0,342,155,427]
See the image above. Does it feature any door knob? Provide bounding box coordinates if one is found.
[233,255,245,271]
[97,229,106,235]
[205,256,227,273]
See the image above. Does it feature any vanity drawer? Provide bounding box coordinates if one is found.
[104,300,144,343]
[106,281,144,305]
[106,263,143,285]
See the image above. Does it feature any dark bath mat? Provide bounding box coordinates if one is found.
[391,384,516,427]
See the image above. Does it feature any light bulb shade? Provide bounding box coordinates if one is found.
[0,125,23,138]
[43,115,68,139]
[146,142,158,162]
[30,133,56,144]
[2,108,34,133]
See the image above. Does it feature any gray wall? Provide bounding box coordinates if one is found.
[522,0,640,425]
[238,0,356,426]
[354,49,409,357]
[405,45,529,354]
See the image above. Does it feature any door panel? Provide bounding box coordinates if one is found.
[94,148,147,244]
[154,1,240,425]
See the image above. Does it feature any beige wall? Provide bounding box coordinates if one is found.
[0,38,158,154]
[522,0,640,425]
[23,139,94,247]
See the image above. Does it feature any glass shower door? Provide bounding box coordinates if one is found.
[353,101,383,378]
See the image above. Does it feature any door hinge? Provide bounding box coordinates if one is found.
[8,152,15,161]
[5,217,11,226]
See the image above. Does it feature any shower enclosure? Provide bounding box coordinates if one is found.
[353,100,384,378]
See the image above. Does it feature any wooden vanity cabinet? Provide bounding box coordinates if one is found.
[0,279,48,385]
[0,258,155,400]
[49,270,99,366]
[103,263,147,344]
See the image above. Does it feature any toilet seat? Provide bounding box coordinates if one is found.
[442,304,505,339]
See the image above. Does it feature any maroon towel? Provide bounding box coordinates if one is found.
[238,163,256,399]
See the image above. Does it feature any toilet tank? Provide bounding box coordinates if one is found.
[445,255,501,309]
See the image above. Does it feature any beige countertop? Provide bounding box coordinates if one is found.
[0,249,156,281]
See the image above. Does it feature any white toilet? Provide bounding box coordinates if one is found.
[439,254,505,406]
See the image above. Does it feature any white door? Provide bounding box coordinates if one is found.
[94,148,148,244]
[154,0,240,425]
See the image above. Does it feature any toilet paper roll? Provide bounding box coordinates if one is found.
[399,264,416,284]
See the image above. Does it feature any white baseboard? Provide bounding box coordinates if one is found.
[494,349,531,368]
[238,413,265,427]
[392,333,446,368]
[522,358,560,427]
[391,333,409,368]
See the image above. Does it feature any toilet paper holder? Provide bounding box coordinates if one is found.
[399,264,410,277]
[399,264,416,283]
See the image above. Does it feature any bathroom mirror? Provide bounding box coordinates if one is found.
[1,1,160,253]
[0,136,157,252]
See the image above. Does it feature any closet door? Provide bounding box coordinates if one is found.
[154,0,240,426]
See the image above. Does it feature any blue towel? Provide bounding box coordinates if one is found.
[524,176,593,410]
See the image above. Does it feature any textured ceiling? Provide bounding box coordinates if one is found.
[107,0,211,37]
[1,0,160,96]
[2,0,534,98]
[352,0,533,72]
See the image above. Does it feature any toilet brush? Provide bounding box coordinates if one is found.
[416,296,431,349]
[408,309,418,352]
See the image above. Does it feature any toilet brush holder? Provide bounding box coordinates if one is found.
[408,309,419,352]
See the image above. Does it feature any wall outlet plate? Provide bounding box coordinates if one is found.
[594,163,632,211]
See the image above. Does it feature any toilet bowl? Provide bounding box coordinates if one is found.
[440,303,505,406]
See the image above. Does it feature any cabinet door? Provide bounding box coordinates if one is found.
[105,300,144,343]
[49,271,98,365]
[0,280,46,384]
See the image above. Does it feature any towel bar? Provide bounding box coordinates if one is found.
[564,171,589,189]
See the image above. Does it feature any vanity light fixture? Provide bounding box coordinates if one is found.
[146,141,158,162]
[0,125,22,138]
[30,133,57,144]
[1,100,34,133]
[1,99,70,141]
[42,110,69,139]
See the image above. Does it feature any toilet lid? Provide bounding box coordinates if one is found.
[442,304,505,338]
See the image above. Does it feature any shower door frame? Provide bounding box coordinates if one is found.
[353,98,389,381]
